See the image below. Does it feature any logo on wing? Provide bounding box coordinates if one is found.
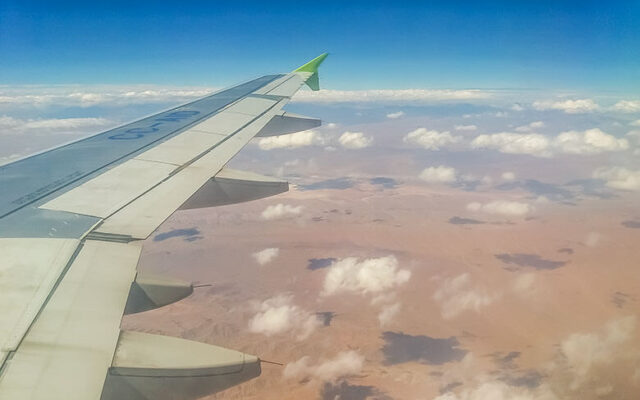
[109,110,200,140]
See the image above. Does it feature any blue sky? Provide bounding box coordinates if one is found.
[1,1,639,91]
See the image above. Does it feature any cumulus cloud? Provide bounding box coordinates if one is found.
[455,124,477,131]
[283,351,365,382]
[630,119,640,127]
[261,204,303,220]
[253,247,279,265]
[559,316,636,390]
[378,302,401,326]
[338,131,373,149]
[593,166,640,191]
[533,99,599,113]
[471,129,628,157]
[404,128,461,150]
[553,129,628,154]
[612,100,640,113]
[386,111,405,119]
[433,273,498,319]
[321,256,411,297]
[515,121,545,132]
[466,200,532,216]
[257,130,326,150]
[0,115,112,135]
[501,171,516,181]
[293,89,491,103]
[434,380,558,400]
[471,133,551,157]
[419,165,458,183]
[513,272,536,293]
[248,294,321,340]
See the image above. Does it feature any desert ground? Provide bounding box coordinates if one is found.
[122,160,640,399]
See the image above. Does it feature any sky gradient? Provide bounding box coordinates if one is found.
[1,1,639,91]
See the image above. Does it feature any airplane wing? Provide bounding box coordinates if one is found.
[0,54,328,400]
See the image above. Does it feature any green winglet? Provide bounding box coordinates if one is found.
[294,53,329,73]
[294,53,328,91]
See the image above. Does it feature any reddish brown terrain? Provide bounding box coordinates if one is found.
[122,175,640,399]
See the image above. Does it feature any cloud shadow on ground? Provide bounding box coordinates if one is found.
[308,257,337,270]
[612,292,632,308]
[622,220,640,229]
[495,253,567,270]
[501,370,543,389]
[449,216,485,225]
[320,381,392,400]
[299,177,354,190]
[316,311,336,326]
[370,177,398,189]
[381,331,467,366]
[496,179,573,202]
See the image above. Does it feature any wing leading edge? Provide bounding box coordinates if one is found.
[0,54,328,400]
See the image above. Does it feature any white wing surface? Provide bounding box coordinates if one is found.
[0,54,328,400]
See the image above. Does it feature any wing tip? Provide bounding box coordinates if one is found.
[294,53,329,73]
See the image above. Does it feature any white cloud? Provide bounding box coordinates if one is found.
[471,129,628,157]
[471,133,551,157]
[378,302,401,326]
[433,273,498,319]
[513,272,536,293]
[515,121,545,132]
[338,131,373,149]
[253,247,279,266]
[293,89,491,103]
[321,255,411,297]
[283,351,365,382]
[258,130,326,150]
[467,200,532,216]
[455,124,477,131]
[560,316,636,390]
[533,99,599,114]
[612,100,640,113]
[511,103,525,111]
[501,171,516,181]
[386,111,405,119]
[404,128,461,150]
[593,166,640,191]
[261,204,303,220]
[434,380,559,400]
[0,115,112,135]
[419,165,458,183]
[0,85,213,107]
[553,129,628,154]
[630,119,640,127]
[248,294,321,340]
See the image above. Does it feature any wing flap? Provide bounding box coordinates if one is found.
[179,167,288,210]
[0,240,140,400]
[0,238,80,365]
[256,111,321,137]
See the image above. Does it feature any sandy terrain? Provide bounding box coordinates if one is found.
[122,176,640,400]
